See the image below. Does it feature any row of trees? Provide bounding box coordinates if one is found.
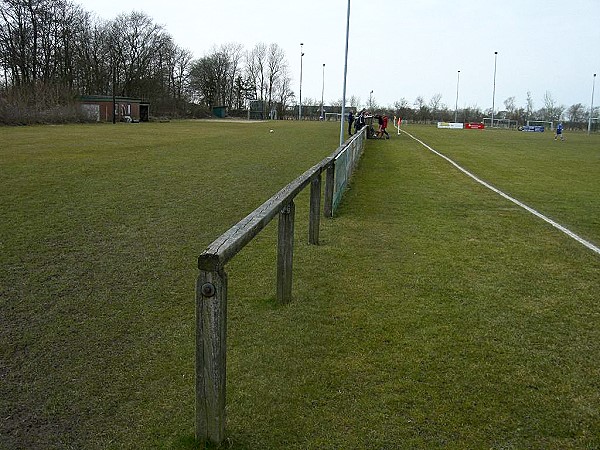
[189,42,295,118]
[0,0,191,122]
[0,0,596,126]
[0,0,295,123]
[371,91,597,128]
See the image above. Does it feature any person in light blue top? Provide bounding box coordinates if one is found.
[554,122,565,141]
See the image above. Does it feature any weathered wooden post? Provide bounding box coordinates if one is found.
[309,172,321,245]
[277,201,295,303]
[195,267,227,445]
[324,162,335,218]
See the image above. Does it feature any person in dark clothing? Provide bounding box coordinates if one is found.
[554,122,565,141]
[348,111,354,136]
[374,114,384,138]
[355,109,366,133]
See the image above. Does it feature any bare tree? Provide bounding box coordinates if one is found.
[541,91,565,122]
[414,96,429,121]
[367,94,378,110]
[525,91,534,121]
[393,98,411,120]
[266,43,286,114]
[223,43,243,108]
[109,11,171,98]
[189,48,230,107]
[429,93,442,119]
[0,0,95,114]
[349,95,360,108]
[333,96,360,108]
[246,43,266,101]
[567,103,586,123]
[504,96,516,118]
[161,44,193,111]
[273,66,294,117]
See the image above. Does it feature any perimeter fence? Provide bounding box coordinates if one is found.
[195,127,367,444]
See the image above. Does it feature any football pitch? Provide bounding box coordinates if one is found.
[1,121,599,449]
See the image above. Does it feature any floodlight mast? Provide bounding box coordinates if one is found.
[491,51,498,128]
[299,43,304,120]
[321,63,325,120]
[454,70,460,123]
[588,73,596,135]
[339,0,351,146]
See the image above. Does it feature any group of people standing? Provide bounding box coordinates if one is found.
[347,109,390,139]
[347,109,363,135]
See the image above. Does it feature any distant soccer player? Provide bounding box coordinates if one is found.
[554,122,565,141]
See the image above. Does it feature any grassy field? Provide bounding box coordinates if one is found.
[1,121,599,449]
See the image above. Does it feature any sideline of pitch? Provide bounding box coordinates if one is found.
[400,129,600,256]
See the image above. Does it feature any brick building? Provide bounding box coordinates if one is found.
[79,95,150,122]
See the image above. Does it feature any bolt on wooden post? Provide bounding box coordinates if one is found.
[195,269,227,445]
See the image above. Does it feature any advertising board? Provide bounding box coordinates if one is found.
[521,125,545,132]
[465,123,485,129]
[437,122,464,129]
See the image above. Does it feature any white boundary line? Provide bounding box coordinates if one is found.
[403,130,600,256]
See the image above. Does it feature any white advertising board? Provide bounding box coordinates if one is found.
[437,122,464,129]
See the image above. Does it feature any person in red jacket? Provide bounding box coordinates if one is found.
[381,115,390,139]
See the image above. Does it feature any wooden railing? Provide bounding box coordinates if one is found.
[195,128,366,444]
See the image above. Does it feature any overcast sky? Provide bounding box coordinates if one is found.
[78,0,599,112]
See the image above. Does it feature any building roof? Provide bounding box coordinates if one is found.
[79,95,149,104]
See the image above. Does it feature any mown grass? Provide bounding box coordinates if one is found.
[403,126,600,244]
[1,122,599,449]
[0,120,338,449]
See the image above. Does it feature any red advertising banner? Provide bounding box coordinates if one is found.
[465,123,485,129]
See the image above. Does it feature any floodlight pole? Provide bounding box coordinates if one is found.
[369,90,373,109]
[299,43,304,120]
[491,51,498,128]
[588,73,596,135]
[109,44,116,124]
[321,63,325,120]
[339,0,351,146]
[454,70,460,123]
